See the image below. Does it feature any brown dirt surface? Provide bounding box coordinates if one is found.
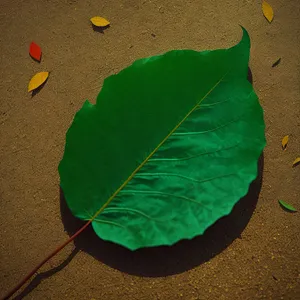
[0,0,299,299]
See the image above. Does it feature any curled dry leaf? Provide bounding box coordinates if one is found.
[272,58,281,68]
[281,135,289,150]
[29,42,42,62]
[262,1,274,23]
[90,16,110,27]
[28,72,49,92]
[279,200,297,212]
[292,157,300,167]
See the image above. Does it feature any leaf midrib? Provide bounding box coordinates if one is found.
[89,71,228,222]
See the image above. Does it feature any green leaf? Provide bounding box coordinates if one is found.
[59,27,266,250]
[279,200,297,212]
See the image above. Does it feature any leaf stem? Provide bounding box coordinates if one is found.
[2,220,92,300]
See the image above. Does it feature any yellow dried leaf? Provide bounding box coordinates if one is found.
[292,157,300,167]
[281,135,289,150]
[90,16,110,27]
[262,1,274,23]
[28,72,49,92]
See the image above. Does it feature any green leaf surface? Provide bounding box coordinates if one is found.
[59,28,266,250]
[279,200,297,212]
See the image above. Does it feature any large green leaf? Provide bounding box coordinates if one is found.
[59,28,266,250]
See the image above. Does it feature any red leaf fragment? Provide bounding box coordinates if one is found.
[29,42,42,62]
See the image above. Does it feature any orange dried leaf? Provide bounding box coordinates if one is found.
[281,135,289,150]
[90,16,110,27]
[28,72,49,92]
[292,157,300,167]
[262,1,274,23]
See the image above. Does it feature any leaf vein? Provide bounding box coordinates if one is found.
[119,190,211,209]
[90,72,229,221]
[173,114,245,136]
[149,142,240,162]
[93,218,127,228]
[135,172,235,185]
[103,207,165,222]
[196,98,230,109]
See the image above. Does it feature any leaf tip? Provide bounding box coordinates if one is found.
[292,157,300,167]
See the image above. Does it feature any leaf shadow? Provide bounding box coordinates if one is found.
[92,24,110,34]
[293,161,300,168]
[60,154,264,277]
[12,248,79,300]
[247,67,253,84]
[29,54,42,64]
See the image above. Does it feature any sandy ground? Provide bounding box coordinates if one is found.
[0,0,300,299]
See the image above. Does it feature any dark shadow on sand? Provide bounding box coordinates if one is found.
[92,24,110,34]
[12,248,79,300]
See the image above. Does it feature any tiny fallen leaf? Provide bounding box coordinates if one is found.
[262,1,274,23]
[278,200,297,212]
[281,135,289,150]
[28,72,49,92]
[272,58,281,68]
[292,157,300,167]
[29,42,42,62]
[90,16,110,27]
